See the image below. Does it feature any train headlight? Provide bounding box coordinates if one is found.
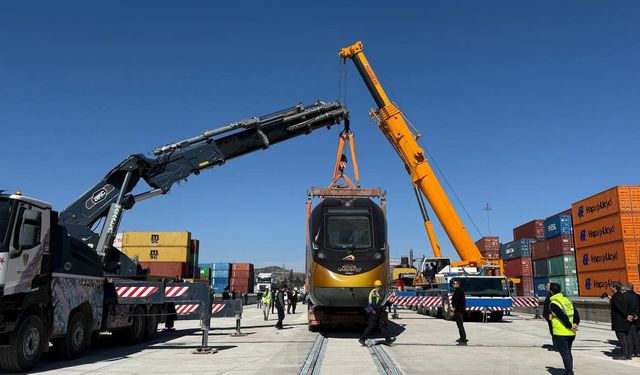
[317,251,326,259]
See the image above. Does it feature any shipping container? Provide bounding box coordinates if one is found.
[138,262,191,278]
[513,220,545,241]
[572,186,640,226]
[546,235,575,258]
[213,262,231,270]
[577,267,639,297]
[500,239,534,260]
[122,231,191,247]
[475,236,500,252]
[549,275,579,296]
[211,270,230,278]
[547,255,577,277]
[232,263,254,271]
[576,240,639,273]
[211,277,230,286]
[232,270,253,279]
[532,240,548,260]
[122,246,193,262]
[482,250,500,260]
[533,277,549,297]
[198,262,213,270]
[573,213,640,248]
[534,258,548,277]
[200,267,211,278]
[504,257,533,277]
[515,276,534,296]
[544,215,573,239]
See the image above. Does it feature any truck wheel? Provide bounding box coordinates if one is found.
[130,306,146,344]
[0,314,44,372]
[144,306,159,340]
[490,311,504,322]
[442,300,452,321]
[52,311,89,359]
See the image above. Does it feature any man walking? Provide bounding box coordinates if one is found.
[359,280,396,346]
[610,282,631,360]
[451,279,467,345]
[274,284,287,330]
[626,284,640,357]
[262,288,272,321]
[543,282,557,351]
[549,282,580,375]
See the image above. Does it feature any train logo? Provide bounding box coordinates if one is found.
[342,254,356,261]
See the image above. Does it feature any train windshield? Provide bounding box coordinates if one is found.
[0,199,11,252]
[325,215,372,251]
[456,277,510,297]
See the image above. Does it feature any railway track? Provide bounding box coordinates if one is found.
[299,334,403,375]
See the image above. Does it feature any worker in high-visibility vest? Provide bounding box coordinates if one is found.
[549,283,580,375]
[359,280,396,347]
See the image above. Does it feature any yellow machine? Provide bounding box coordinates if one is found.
[339,41,502,274]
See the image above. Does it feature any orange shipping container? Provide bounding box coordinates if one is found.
[572,186,640,226]
[578,267,640,297]
[232,263,254,271]
[232,270,252,279]
[573,213,640,249]
[575,240,639,273]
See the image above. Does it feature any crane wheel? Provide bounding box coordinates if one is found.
[0,314,44,372]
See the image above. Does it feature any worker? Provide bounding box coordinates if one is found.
[543,282,557,351]
[274,284,287,330]
[549,282,579,375]
[451,279,467,345]
[609,283,630,360]
[359,280,396,346]
[262,288,272,321]
[624,283,640,357]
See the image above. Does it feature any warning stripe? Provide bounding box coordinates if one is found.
[165,286,189,297]
[211,304,225,314]
[175,304,199,315]
[512,297,540,307]
[116,286,158,298]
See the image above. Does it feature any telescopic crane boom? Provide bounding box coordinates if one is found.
[340,41,485,268]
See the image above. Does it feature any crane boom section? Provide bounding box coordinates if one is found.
[340,41,483,266]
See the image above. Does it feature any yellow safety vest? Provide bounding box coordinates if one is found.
[550,293,575,337]
[262,291,271,304]
[368,289,380,305]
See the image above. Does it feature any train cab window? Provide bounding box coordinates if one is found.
[325,215,372,251]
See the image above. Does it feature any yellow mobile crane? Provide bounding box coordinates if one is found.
[340,42,511,320]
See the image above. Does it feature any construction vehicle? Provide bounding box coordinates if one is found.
[340,42,511,321]
[255,273,273,293]
[0,101,348,372]
[305,125,388,331]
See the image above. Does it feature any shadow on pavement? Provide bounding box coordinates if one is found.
[545,366,566,375]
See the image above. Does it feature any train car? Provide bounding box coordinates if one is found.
[306,194,389,331]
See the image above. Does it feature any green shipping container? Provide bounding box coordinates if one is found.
[549,276,579,296]
[200,267,211,277]
[547,255,577,277]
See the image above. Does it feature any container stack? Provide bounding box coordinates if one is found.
[475,236,500,260]
[122,232,198,279]
[531,212,578,296]
[572,186,640,297]
[500,237,535,295]
[230,263,255,294]
[211,263,231,294]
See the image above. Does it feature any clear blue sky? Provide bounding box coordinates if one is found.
[2,1,638,271]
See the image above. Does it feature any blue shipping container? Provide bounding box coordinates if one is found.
[500,239,534,260]
[198,262,213,270]
[544,215,572,239]
[534,277,549,297]
[213,262,231,270]
[211,277,229,286]
[211,270,230,278]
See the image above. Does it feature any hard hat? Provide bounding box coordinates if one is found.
[374,280,383,287]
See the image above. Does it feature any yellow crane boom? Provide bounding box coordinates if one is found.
[340,41,485,268]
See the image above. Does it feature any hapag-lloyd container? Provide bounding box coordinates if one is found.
[534,258,548,277]
[500,239,534,260]
[544,215,573,239]
[577,267,640,297]
[547,255,577,277]
[572,186,640,226]
[504,257,533,277]
[533,277,549,297]
[513,220,545,241]
[549,275,579,296]
[573,213,640,248]
[575,240,639,272]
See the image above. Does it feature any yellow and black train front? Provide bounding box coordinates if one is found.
[307,197,388,308]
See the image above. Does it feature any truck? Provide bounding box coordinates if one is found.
[0,101,348,372]
[339,41,512,321]
[255,273,273,293]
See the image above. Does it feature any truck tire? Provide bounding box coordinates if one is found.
[490,311,504,322]
[442,299,452,321]
[144,306,159,340]
[115,306,146,344]
[51,311,89,359]
[0,314,44,372]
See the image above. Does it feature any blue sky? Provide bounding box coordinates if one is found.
[2,1,639,271]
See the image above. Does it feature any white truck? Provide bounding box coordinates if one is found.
[255,273,273,292]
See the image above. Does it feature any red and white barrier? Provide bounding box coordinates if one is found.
[115,286,158,298]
